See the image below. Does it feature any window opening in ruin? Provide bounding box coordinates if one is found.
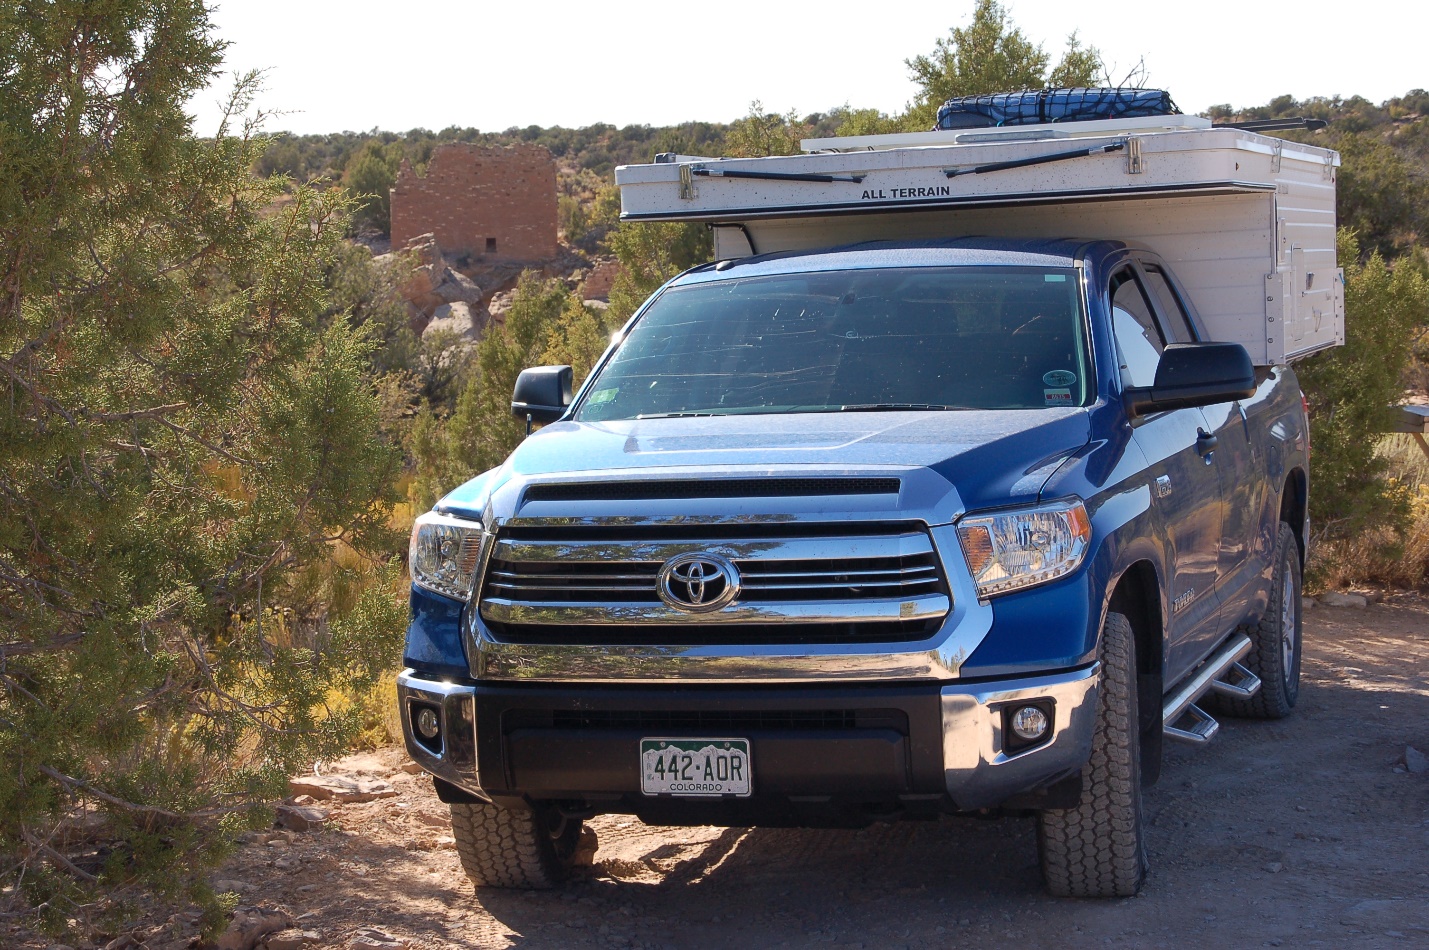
[486,237,498,254]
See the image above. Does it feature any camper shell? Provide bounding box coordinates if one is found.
[615,114,1343,366]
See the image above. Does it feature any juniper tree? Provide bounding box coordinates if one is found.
[0,0,403,932]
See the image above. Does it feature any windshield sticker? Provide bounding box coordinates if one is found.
[587,388,619,406]
[1044,388,1073,407]
[1044,274,1067,282]
[1042,370,1078,387]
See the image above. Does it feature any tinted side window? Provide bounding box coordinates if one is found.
[1141,265,1195,343]
[1110,270,1164,388]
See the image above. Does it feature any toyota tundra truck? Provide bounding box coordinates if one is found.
[396,104,1340,897]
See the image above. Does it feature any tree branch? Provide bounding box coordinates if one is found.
[23,830,97,884]
[0,631,87,660]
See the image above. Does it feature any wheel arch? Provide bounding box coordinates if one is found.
[1280,467,1308,566]
[1107,559,1164,786]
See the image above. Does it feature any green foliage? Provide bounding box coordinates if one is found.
[258,121,732,191]
[833,105,909,138]
[343,140,402,233]
[605,221,713,324]
[1297,231,1429,537]
[0,0,403,926]
[726,101,807,157]
[410,274,595,509]
[1334,133,1428,258]
[558,194,589,242]
[904,0,1103,129]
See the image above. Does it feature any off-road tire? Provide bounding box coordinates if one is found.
[1038,611,1147,898]
[449,801,583,889]
[1214,521,1302,719]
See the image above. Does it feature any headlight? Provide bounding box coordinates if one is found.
[409,511,484,600]
[956,500,1091,598]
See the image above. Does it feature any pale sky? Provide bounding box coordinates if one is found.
[193,0,1427,136]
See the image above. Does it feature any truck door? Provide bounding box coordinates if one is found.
[1108,266,1223,683]
[1140,261,1271,627]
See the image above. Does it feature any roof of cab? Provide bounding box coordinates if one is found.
[674,237,1123,285]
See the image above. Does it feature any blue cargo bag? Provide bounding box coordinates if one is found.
[936,88,1179,130]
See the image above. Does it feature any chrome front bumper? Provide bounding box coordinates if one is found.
[397,661,1100,809]
[940,662,1100,809]
[396,670,486,801]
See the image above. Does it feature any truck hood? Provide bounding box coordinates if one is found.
[441,408,1092,522]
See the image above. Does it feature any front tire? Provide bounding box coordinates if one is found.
[450,801,583,890]
[1216,521,1302,719]
[1038,611,1147,898]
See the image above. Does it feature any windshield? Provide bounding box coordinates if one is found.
[576,265,1091,421]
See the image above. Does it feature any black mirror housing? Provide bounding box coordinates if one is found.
[511,365,573,424]
[1126,342,1256,416]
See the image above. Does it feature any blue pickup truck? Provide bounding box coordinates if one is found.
[397,236,1309,898]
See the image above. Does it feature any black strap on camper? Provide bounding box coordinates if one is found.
[1212,117,1328,132]
[692,166,866,184]
[944,140,1126,178]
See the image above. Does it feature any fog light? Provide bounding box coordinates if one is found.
[1010,705,1049,741]
[416,707,441,740]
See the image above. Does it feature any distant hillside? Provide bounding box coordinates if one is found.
[262,91,1429,257]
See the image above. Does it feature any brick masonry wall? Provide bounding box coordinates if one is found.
[390,144,557,261]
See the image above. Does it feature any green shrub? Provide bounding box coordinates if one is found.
[1297,231,1429,542]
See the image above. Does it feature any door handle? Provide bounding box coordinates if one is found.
[1196,427,1218,461]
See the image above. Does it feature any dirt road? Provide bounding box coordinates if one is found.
[19,599,1429,949]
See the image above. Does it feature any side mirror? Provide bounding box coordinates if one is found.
[511,365,573,427]
[1125,342,1256,417]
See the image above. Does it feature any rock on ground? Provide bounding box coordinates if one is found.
[275,804,330,833]
[1406,745,1429,774]
[260,930,319,950]
[434,270,483,307]
[348,929,408,949]
[1319,591,1368,608]
[287,775,396,803]
[217,906,291,950]
[422,301,484,342]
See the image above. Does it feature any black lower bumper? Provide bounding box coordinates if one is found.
[400,665,1100,824]
[473,681,948,825]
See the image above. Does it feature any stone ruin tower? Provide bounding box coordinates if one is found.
[390,143,558,262]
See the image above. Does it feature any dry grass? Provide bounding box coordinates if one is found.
[1311,434,1429,590]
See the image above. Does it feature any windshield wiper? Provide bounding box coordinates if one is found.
[634,411,720,419]
[838,403,967,412]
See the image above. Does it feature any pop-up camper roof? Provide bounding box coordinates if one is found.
[614,113,1344,365]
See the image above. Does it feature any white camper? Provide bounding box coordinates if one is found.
[615,114,1343,365]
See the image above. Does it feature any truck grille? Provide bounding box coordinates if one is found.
[477,520,950,645]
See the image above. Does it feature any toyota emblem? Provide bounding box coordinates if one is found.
[657,552,741,613]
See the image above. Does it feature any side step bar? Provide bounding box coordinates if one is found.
[1162,634,1261,744]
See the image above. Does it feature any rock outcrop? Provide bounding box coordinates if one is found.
[374,233,485,334]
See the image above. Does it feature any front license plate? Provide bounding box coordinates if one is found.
[640,738,751,797]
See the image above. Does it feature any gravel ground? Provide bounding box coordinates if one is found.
[10,597,1429,949]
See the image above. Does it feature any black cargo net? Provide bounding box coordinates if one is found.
[936,87,1180,131]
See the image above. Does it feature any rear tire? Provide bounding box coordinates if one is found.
[450,801,583,890]
[1214,521,1302,719]
[1038,611,1147,898]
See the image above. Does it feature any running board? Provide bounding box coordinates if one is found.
[1162,634,1258,744]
